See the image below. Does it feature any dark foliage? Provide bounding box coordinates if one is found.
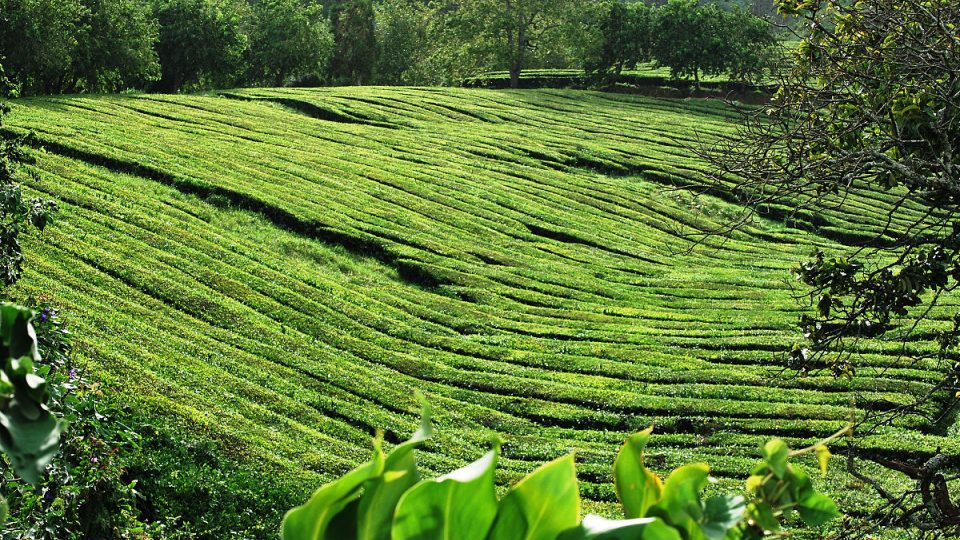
[704,0,960,533]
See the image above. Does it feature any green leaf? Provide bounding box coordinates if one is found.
[489,454,580,540]
[0,397,63,485]
[760,440,789,479]
[784,464,814,503]
[0,304,39,362]
[614,427,662,519]
[649,464,709,538]
[357,399,434,540]
[700,495,744,540]
[281,439,386,540]
[748,502,780,533]
[559,515,683,540]
[392,449,498,540]
[797,493,839,527]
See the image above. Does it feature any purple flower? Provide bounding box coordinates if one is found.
[90,456,99,464]
[43,490,54,502]
[69,368,78,381]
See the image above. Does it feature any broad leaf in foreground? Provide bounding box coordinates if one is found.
[392,449,498,540]
[614,427,662,519]
[489,454,580,540]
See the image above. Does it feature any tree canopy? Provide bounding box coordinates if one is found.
[706,0,960,531]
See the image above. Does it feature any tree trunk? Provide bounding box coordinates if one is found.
[510,24,526,89]
[509,66,521,89]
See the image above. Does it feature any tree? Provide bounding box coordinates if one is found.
[330,0,377,85]
[721,5,778,83]
[496,0,581,89]
[247,0,333,87]
[705,0,960,532]
[583,1,652,83]
[649,0,728,88]
[0,0,85,95]
[373,0,431,85]
[71,0,161,93]
[151,0,249,92]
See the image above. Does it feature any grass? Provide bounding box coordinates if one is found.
[3,87,956,536]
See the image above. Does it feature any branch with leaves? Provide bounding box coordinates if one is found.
[702,0,960,532]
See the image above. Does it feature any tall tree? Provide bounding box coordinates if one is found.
[71,0,161,93]
[151,0,249,92]
[705,0,960,532]
[247,0,333,87]
[373,0,431,85]
[330,0,377,85]
[0,0,84,95]
[649,0,728,88]
[583,1,652,83]
[442,0,581,88]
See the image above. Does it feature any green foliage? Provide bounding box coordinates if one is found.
[372,0,432,85]
[584,0,777,86]
[151,0,249,92]
[0,0,159,95]
[0,301,166,539]
[8,87,954,536]
[650,0,728,86]
[0,303,63,484]
[247,0,333,87]
[488,455,580,540]
[583,1,652,83]
[71,0,161,93]
[0,0,85,95]
[451,0,582,87]
[330,0,377,85]
[282,406,839,540]
[0,94,56,286]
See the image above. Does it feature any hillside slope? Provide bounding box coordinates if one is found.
[5,88,956,525]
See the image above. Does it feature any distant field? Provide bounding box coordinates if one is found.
[464,63,752,90]
[5,87,956,524]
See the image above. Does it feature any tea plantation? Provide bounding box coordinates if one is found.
[4,88,956,523]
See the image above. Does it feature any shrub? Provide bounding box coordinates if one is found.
[0,300,166,539]
[282,401,842,540]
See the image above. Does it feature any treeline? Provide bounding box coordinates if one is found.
[0,0,779,96]
[585,0,778,86]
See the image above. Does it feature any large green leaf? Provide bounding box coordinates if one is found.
[559,515,683,540]
[0,304,39,362]
[281,439,386,540]
[0,403,63,484]
[649,464,710,539]
[700,495,744,540]
[0,302,62,484]
[392,449,498,540]
[614,427,662,519]
[488,454,580,540]
[760,440,789,479]
[356,400,434,540]
[797,493,839,527]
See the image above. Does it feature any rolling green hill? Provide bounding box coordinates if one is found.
[4,87,956,532]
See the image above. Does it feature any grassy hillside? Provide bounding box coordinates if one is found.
[4,87,956,534]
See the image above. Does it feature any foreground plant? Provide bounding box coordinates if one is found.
[0,303,65,520]
[282,402,841,540]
